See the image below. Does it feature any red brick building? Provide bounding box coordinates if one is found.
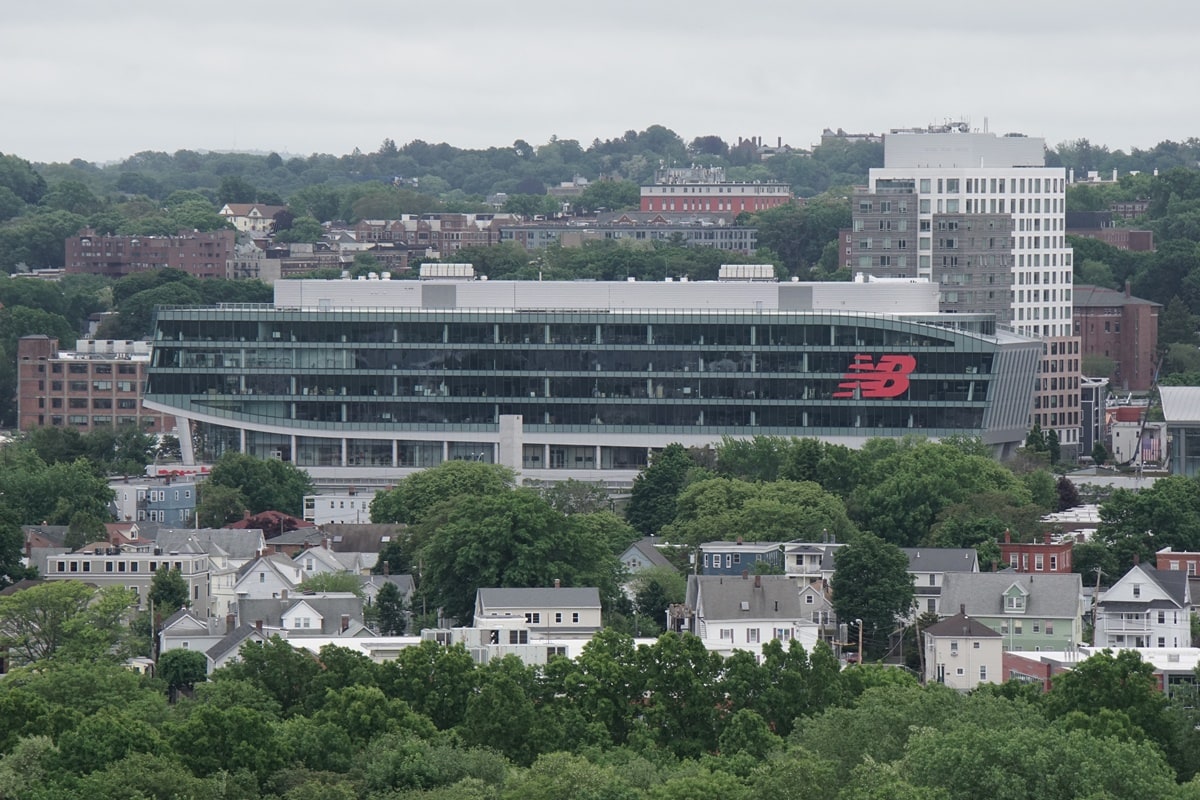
[65,228,235,279]
[1072,284,1160,392]
[640,166,791,214]
[17,335,171,434]
[1156,547,1200,577]
[999,529,1074,574]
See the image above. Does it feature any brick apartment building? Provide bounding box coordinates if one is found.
[65,227,236,281]
[65,228,236,279]
[1066,211,1154,252]
[17,335,171,434]
[1072,284,1160,392]
[354,214,514,257]
[640,166,792,214]
[999,529,1074,573]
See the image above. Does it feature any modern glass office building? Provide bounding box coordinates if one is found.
[145,276,1041,487]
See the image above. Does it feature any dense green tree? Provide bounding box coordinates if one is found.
[419,488,621,624]
[751,199,851,275]
[203,451,314,517]
[375,581,407,635]
[275,215,325,243]
[1044,648,1170,747]
[194,481,247,528]
[1096,476,1200,567]
[638,633,724,758]
[574,179,640,213]
[537,478,612,515]
[661,477,857,548]
[626,443,697,536]
[370,460,517,525]
[211,635,321,715]
[831,535,914,660]
[149,566,190,613]
[849,440,1033,547]
[158,648,208,700]
[379,640,478,729]
[0,581,135,667]
[631,566,686,631]
[1161,295,1198,345]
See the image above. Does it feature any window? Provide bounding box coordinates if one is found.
[1035,554,1044,571]
[509,630,528,644]
[1158,611,1166,624]
[980,665,988,680]
[720,628,734,641]
[950,640,959,652]
[746,628,760,644]
[555,612,562,623]
[524,612,541,624]
[572,612,579,623]
[1133,584,1141,598]
[804,594,814,604]
[1014,622,1023,635]
[774,628,792,641]
[1045,622,1054,635]
[1006,594,1025,612]
[972,641,980,649]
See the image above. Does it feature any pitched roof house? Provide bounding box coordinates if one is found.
[236,592,366,637]
[924,609,1003,690]
[1094,564,1190,649]
[681,573,818,657]
[473,586,602,638]
[939,572,1085,651]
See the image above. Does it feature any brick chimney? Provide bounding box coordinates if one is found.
[1133,552,1140,565]
[280,589,288,602]
[1003,529,1011,544]
[553,578,561,588]
[1044,531,1052,545]
[225,613,235,634]
[255,620,263,633]
[753,574,761,589]
[340,614,350,632]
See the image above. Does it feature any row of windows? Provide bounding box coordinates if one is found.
[50,363,139,375]
[717,627,794,644]
[157,319,971,349]
[179,399,988,436]
[54,559,191,574]
[523,611,582,624]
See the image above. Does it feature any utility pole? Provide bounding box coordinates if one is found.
[856,618,864,662]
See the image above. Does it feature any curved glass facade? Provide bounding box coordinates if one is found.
[146,302,1039,477]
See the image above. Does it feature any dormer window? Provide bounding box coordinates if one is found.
[1006,594,1025,612]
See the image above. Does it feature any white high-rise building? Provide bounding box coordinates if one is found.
[847,124,1081,455]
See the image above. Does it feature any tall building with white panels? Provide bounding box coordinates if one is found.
[848,127,1081,455]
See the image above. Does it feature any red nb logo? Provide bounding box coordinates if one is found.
[833,354,917,399]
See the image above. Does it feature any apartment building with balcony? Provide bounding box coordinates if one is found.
[1094,563,1190,649]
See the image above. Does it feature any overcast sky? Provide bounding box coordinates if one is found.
[4,1,1197,165]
